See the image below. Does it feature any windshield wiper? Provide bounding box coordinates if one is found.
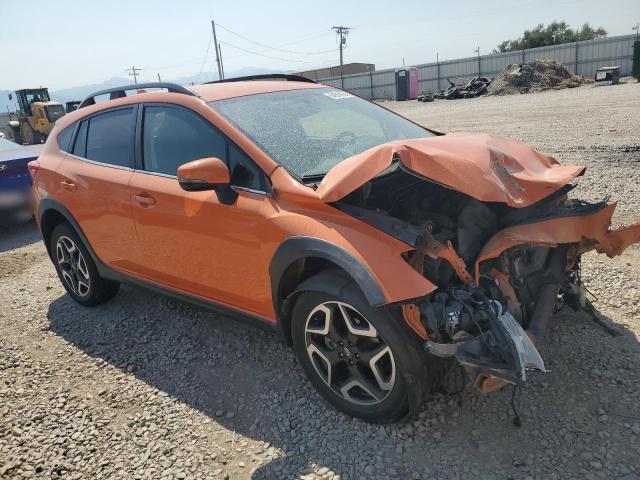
[301,173,326,183]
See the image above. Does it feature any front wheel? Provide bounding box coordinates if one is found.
[291,274,428,423]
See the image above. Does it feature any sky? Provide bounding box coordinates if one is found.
[1,0,638,90]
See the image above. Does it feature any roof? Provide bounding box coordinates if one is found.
[596,66,621,71]
[189,80,326,102]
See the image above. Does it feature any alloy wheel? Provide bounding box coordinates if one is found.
[56,236,91,297]
[304,301,396,405]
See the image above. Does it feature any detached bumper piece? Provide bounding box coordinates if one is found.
[420,287,546,387]
[455,301,545,384]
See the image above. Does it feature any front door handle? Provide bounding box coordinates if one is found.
[133,193,156,207]
[61,180,77,191]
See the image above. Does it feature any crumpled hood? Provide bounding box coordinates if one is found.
[316,133,586,208]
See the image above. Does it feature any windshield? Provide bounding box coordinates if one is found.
[210,87,434,179]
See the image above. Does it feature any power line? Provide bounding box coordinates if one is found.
[195,33,213,84]
[215,22,335,55]
[142,30,334,72]
[219,41,315,64]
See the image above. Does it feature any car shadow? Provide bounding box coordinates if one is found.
[46,284,640,479]
[0,218,40,253]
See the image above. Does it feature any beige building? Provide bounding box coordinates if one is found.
[296,63,375,81]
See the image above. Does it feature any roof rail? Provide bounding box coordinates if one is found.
[204,74,318,85]
[78,82,198,109]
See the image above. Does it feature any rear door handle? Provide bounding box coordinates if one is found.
[61,180,77,191]
[133,193,156,207]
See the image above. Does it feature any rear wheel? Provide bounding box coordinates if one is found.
[291,274,427,423]
[50,223,120,306]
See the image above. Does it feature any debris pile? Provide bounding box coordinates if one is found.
[419,76,492,102]
[487,59,589,95]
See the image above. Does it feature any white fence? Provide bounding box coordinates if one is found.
[320,34,638,99]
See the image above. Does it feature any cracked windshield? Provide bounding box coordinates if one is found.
[211,87,433,179]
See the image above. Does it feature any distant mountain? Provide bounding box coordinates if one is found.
[51,77,131,104]
[0,66,289,112]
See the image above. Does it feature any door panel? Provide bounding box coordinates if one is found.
[128,172,273,318]
[56,155,137,269]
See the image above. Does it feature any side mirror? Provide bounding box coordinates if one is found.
[8,93,12,101]
[177,157,237,205]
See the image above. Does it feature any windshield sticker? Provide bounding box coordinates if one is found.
[324,90,354,100]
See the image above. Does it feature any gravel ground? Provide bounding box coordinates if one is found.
[1,81,640,480]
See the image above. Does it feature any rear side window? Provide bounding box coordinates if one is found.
[142,106,226,176]
[57,125,74,152]
[86,108,135,168]
[72,120,88,157]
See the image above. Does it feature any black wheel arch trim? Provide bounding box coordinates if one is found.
[269,236,387,317]
[38,198,100,263]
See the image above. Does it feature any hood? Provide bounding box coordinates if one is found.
[316,133,585,208]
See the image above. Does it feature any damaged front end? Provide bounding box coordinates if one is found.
[318,133,640,393]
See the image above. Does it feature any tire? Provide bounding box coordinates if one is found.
[291,272,428,423]
[20,122,35,145]
[4,126,22,144]
[49,223,120,306]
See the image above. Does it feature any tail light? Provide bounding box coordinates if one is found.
[28,160,41,178]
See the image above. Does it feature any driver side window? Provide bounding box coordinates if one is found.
[142,105,268,191]
[142,106,226,176]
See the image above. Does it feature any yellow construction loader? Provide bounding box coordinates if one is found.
[5,88,66,145]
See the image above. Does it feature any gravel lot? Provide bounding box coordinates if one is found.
[2,81,640,480]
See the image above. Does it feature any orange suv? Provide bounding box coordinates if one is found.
[31,75,639,422]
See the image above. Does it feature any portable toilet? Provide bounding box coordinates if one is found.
[395,68,419,101]
[594,66,621,86]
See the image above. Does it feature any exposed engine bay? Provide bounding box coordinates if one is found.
[332,154,639,393]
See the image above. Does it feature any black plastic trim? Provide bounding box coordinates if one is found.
[269,236,387,315]
[79,83,198,109]
[204,74,317,85]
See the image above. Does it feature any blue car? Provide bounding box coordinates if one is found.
[0,137,38,223]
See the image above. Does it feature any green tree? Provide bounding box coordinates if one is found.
[494,21,607,52]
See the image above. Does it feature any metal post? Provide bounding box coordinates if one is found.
[521,48,525,64]
[575,41,579,75]
[477,47,481,76]
[219,43,225,78]
[436,52,440,91]
[369,67,374,99]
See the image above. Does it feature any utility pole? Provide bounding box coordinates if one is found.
[331,26,351,88]
[211,20,224,80]
[332,26,351,67]
[633,22,639,41]
[157,73,162,82]
[127,66,142,84]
